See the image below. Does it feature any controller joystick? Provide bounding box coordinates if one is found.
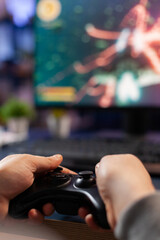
[9,168,109,229]
[75,171,96,188]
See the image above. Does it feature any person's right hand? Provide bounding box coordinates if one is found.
[79,154,156,230]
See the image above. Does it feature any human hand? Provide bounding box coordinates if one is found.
[79,154,155,230]
[0,154,74,223]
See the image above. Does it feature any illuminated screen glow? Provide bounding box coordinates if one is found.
[6,0,35,27]
[34,0,160,107]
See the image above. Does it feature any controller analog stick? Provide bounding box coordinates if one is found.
[75,171,96,188]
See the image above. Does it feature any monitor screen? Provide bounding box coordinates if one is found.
[34,0,160,108]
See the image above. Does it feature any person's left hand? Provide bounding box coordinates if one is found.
[0,153,74,223]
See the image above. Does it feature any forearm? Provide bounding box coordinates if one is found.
[115,192,160,240]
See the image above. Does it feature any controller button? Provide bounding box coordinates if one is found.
[56,173,68,178]
[52,174,71,185]
[42,173,71,187]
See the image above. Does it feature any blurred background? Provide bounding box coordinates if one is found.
[0,0,35,104]
[0,0,160,191]
[0,0,160,144]
[0,0,122,138]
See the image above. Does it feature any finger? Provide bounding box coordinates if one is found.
[42,203,55,216]
[95,162,100,175]
[78,208,104,231]
[60,166,77,175]
[78,207,89,219]
[105,199,116,229]
[0,196,8,221]
[95,162,116,229]
[29,154,63,173]
[85,214,104,232]
[28,209,44,223]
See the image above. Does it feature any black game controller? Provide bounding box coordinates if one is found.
[9,167,109,229]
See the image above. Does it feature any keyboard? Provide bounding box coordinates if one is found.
[1,135,160,175]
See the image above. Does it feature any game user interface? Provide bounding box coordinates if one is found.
[34,0,160,108]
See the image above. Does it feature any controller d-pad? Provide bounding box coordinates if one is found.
[51,173,71,186]
[43,173,71,187]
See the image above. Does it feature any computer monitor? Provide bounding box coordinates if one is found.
[34,0,160,134]
[34,0,160,107]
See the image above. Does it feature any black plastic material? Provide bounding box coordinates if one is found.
[9,169,109,229]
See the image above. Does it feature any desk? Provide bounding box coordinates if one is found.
[0,220,116,240]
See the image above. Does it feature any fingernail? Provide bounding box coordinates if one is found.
[96,163,100,169]
[95,163,99,174]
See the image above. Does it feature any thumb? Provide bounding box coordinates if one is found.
[29,154,63,173]
[0,196,9,221]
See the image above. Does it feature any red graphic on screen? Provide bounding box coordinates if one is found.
[74,0,160,107]
[74,0,160,74]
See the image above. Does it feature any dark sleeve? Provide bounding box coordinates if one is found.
[114,192,160,240]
